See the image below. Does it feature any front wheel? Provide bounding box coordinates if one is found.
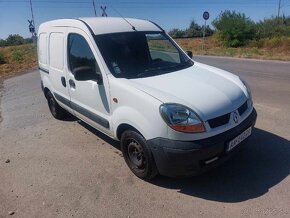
[121,130,158,180]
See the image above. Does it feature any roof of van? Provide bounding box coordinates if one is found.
[38,17,162,35]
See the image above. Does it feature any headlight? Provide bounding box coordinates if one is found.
[160,103,205,133]
[240,78,252,99]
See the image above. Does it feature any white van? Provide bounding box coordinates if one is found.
[38,17,257,179]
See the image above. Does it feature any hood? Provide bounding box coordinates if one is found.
[129,62,248,121]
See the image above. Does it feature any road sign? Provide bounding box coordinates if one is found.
[101,6,107,17]
[28,20,35,33]
[203,11,210,20]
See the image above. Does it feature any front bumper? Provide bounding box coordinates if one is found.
[147,108,257,177]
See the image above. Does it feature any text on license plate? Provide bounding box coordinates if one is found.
[227,127,252,152]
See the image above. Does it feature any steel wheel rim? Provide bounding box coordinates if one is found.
[48,97,56,116]
[127,139,146,169]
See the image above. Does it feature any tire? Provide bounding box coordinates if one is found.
[46,91,66,120]
[121,130,158,180]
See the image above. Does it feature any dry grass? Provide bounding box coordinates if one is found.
[176,36,290,61]
[0,44,38,80]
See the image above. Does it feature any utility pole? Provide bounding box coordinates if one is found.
[278,0,281,19]
[202,19,206,50]
[29,0,37,43]
[92,0,97,16]
[29,0,35,29]
[202,11,209,51]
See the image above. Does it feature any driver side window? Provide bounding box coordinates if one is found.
[67,33,100,73]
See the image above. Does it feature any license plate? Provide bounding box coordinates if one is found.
[227,127,252,152]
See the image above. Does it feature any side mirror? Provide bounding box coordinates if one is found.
[186,51,193,59]
[73,66,103,85]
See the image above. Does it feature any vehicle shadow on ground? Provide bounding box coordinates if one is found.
[78,120,120,150]
[150,128,290,202]
[71,120,290,203]
[62,113,80,122]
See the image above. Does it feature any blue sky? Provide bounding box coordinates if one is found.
[0,0,290,39]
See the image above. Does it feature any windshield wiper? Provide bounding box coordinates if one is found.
[136,60,193,78]
[137,70,161,78]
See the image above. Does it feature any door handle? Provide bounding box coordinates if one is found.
[61,76,66,87]
[69,79,76,89]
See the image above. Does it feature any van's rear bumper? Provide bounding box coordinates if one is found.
[147,108,257,177]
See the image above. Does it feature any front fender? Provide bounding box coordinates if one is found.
[112,105,167,140]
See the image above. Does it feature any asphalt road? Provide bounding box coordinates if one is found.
[1,56,290,218]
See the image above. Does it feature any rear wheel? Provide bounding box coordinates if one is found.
[46,91,66,120]
[121,130,158,180]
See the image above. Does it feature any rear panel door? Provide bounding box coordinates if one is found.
[48,28,72,113]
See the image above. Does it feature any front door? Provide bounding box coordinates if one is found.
[66,29,111,135]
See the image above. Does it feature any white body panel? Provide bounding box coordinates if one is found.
[38,17,253,142]
[130,63,248,121]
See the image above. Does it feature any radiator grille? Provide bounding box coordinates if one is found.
[208,113,231,128]
[238,101,248,116]
[208,101,248,129]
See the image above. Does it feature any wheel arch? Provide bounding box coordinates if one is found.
[112,105,167,141]
[116,123,142,140]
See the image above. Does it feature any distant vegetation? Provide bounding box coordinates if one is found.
[0,34,33,47]
[212,11,256,47]
[169,10,290,49]
[169,20,214,38]
[0,44,37,79]
[0,51,5,64]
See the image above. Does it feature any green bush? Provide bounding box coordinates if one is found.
[168,19,214,38]
[0,35,34,47]
[5,34,25,46]
[12,50,25,62]
[255,17,290,39]
[0,51,5,64]
[168,28,187,38]
[212,10,255,47]
[0,39,6,47]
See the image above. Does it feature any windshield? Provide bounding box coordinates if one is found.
[94,31,193,79]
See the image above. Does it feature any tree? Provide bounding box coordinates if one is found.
[204,25,215,37]
[212,10,255,47]
[0,39,6,47]
[168,28,186,38]
[24,37,33,44]
[186,20,202,37]
[168,19,214,38]
[255,16,290,39]
[5,34,25,46]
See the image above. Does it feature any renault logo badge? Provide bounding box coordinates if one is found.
[233,111,239,123]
